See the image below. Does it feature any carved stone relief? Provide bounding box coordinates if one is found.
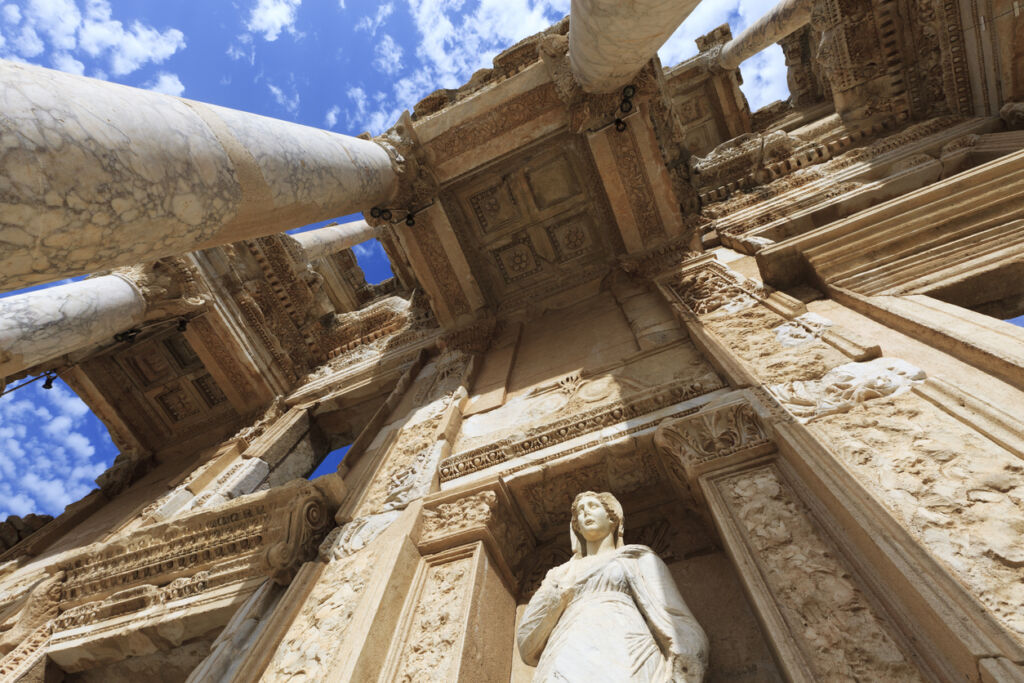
[419,489,534,580]
[262,547,378,682]
[716,465,923,680]
[768,358,926,422]
[355,353,470,516]
[608,125,667,245]
[392,554,474,682]
[811,391,1024,640]
[701,304,850,384]
[443,344,723,481]
[655,400,770,471]
[665,262,759,317]
[439,133,620,311]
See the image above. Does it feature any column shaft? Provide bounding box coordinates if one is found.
[717,0,813,71]
[568,0,702,93]
[291,220,378,262]
[0,61,398,292]
[0,276,145,379]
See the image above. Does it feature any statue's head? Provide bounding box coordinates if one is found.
[570,491,625,557]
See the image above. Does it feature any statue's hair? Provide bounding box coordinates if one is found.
[570,491,625,557]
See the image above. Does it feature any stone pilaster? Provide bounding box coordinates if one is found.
[654,397,926,682]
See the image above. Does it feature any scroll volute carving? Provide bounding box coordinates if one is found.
[654,398,773,491]
[415,483,535,591]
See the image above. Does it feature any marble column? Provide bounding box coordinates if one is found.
[717,0,813,71]
[0,275,145,380]
[291,220,379,262]
[0,61,398,292]
[568,0,701,93]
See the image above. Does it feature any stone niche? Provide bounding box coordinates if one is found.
[501,434,783,683]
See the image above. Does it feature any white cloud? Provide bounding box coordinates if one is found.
[268,82,300,114]
[145,71,185,96]
[3,4,22,24]
[355,2,393,35]
[227,32,255,64]
[47,383,89,418]
[246,0,302,41]
[405,0,566,91]
[324,104,341,128]
[0,379,115,519]
[13,25,44,56]
[373,33,403,75]
[347,86,367,117]
[75,0,186,76]
[51,50,84,74]
[25,0,81,50]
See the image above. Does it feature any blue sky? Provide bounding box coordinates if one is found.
[0,0,849,518]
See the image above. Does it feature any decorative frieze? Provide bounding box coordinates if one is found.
[608,125,667,245]
[58,477,343,607]
[662,259,761,317]
[439,377,721,482]
[426,84,562,164]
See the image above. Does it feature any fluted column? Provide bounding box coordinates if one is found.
[717,0,813,70]
[0,275,145,380]
[291,220,379,262]
[568,0,702,93]
[0,60,398,292]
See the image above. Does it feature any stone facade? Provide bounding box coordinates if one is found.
[2,0,1024,680]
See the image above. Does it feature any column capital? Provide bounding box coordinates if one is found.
[111,256,208,321]
[654,397,772,486]
[415,482,535,591]
[371,112,438,220]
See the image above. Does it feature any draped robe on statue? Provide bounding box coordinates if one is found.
[517,545,708,682]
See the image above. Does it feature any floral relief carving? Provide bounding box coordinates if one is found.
[394,556,473,682]
[608,125,666,245]
[420,490,533,573]
[421,491,498,542]
[719,466,923,681]
[654,400,770,469]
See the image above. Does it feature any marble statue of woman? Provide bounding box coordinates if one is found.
[517,491,708,682]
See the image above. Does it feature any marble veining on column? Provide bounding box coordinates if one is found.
[0,275,145,378]
[0,61,241,289]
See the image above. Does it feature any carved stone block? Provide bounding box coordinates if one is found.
[417,484,535,588]
[654,397,772,487]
